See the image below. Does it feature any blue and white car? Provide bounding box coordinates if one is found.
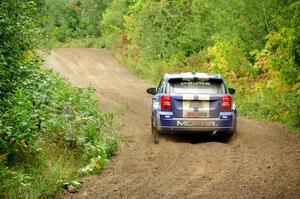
[146,72,237,144]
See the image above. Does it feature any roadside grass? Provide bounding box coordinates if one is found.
[1,145,79,198]
[235,90,300,134]
[0,60,118,198]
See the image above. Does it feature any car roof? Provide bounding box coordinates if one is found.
[164,72,222,81]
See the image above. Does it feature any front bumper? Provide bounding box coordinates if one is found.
[156,111,235,133]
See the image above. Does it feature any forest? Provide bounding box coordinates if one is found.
[0,0,299,198]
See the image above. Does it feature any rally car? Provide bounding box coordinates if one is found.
[146,72,237,144]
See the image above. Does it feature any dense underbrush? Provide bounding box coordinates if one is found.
[0,60,117,198]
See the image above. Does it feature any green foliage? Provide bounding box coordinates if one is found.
[207,37,257,79]
[0,0,42,99]
[42,0,111,45]
[101,0,134,48]
[0,0,44,168]
[263,27,299,85]
[237,87,300,129]
[102,0,286,61]
[0,88,40,164]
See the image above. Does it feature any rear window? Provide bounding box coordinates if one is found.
[169,79,225,94]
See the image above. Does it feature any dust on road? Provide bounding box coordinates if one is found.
[44,48,300,199]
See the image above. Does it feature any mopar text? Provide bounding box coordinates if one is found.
[176,120,217,127]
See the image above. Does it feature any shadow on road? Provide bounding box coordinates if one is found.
[159,132,231,144]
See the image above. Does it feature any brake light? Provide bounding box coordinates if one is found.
[221,95,231,111]
[160,94,172,111]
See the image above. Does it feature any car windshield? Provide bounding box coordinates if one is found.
[169,79,225,94]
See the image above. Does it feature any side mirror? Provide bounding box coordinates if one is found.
[228,88,236,95]
[146,87,157,95]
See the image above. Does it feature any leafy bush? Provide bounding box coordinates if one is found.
[237,87,300,129]
[0,0,42,99]
[207,37,257,79]
[101,0,134,48]
[42,0,111,44]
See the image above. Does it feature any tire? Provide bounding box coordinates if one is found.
[216,131,234,143]
[230,114,237,141]
[227,130,236,140]
[151,118,159,144]
[219,119,237,142]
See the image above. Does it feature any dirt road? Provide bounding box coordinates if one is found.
[44,48,300,199]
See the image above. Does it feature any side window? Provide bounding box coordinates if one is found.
[157,79,165,93]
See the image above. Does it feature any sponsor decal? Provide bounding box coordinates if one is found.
[186,112,207,117]
[177,120,217,127]
[180,81,211,86]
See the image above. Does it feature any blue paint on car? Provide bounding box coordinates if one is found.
[146,72,237,143]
